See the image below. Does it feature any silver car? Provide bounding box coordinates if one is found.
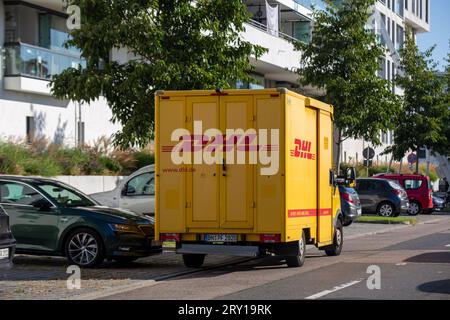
[90,165,155,216]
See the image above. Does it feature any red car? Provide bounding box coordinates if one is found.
[373,174,433,215]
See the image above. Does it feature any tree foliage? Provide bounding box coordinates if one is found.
[52,0,266,148]
[294,0,400,167]
[385,33,449,162]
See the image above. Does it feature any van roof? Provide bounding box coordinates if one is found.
[155,88,333,113]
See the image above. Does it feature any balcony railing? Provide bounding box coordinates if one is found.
[4,43,85,81]
[294,0,328,11]
[247,19,308,44]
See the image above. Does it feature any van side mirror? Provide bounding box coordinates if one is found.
[329,170,336,186]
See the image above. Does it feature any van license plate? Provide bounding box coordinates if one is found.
[204,234,237,242]
[0,248,9,260]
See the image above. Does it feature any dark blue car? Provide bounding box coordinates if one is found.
[338,186,362,226]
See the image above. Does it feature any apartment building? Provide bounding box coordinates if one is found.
[241,0,431,167]
[340,0,431,166]
[0,0,120,146]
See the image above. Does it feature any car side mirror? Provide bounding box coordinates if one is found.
[122,185,136,196]
[33,199,52,210]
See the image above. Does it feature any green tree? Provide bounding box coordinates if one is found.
[294,0,400,171]
[385,33,449,173]
[52,0,266,148]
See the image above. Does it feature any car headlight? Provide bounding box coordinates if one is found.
[109,224,140,233]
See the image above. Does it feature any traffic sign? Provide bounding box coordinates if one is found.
[407,153,417,164]
[363,147,375,160]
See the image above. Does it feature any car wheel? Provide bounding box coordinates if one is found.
[182,254,206,268]
[325,219,344,256]
[65,228,104,268]
[407,201,421,216]
[113,257,139,264]
[285,230,306,268]
[377,202,395,217]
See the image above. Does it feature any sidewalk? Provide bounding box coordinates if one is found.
[1,212,448,300]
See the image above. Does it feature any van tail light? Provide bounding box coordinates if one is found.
[260,234,281,243]
[342,192,355,204]
[160,233,180,242]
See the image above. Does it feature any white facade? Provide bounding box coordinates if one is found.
[0,0,120,146]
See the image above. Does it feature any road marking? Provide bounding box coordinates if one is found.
[305,279,363,300]
[396,262,407,266]
[445,244,450,247]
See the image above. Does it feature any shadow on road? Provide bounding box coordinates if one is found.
[405,252,450,264]
[417,279,450,295]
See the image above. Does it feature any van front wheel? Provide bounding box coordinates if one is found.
[325,219,343,256]
[183,254,206,268]
[285,231,306,268]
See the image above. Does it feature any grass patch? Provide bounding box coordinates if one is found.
[356,216,417,225]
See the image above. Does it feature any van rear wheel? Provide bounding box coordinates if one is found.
[182,254,206,268]
[285,231,306,268]
[325,219,343,256]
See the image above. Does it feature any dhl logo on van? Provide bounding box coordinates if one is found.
[290,138,316,160]
[162,134,279,153]
[165,121,280,176]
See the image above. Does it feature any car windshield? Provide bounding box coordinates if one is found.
[37,182,97,208]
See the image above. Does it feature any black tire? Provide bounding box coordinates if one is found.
[407,201,421,216]
[325,219,343,257]
[65,228,105,268]
[377,202,396,217]
[182,254,206,268]
[113,257,139,264]
[285,230,306,268]
[343,220,353,227]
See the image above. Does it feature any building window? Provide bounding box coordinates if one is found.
[77,122,85,146]
[420,0,423,19]
[405,0,408,10]
[26,116,35,143]
[425,0,429,23]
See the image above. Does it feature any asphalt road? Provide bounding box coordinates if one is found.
[101,215,450,300]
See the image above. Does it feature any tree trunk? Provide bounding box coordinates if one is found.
[415,149,420,174]
[387,155,394,173]
[425,148,431,177]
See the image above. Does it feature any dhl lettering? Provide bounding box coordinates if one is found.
[290,138,316,160]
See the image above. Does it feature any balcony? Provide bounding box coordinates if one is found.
[3,42,85,95]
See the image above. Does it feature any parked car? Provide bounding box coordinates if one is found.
[355,178,409,217]
[0,205,16,269]
[432,194,446,211]
[338,185,362,226]
[0,176,161,267]
[373,174,433,215]
[91,165,154,216]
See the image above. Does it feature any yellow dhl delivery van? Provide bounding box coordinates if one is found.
[155,88,347,268]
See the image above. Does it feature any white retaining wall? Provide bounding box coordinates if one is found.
[53,176,125,195]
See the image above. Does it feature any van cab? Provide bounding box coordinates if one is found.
[373,174,433,215]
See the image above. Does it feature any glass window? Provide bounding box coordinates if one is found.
[0,182,45,206]
[126,173,155,196]
[404,179,423,190]
[37,183,95,207]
